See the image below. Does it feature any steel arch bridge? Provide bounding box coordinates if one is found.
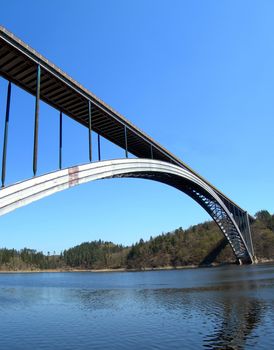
[0,26,255,264]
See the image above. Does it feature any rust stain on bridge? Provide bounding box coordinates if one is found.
[68,167,80,187]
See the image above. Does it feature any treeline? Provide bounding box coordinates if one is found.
[250,210,274,259]
[63,241,129,269]
[126,210,274,268]
[0,248,63,271]
[126,222,232,268]
[0,210,273,271]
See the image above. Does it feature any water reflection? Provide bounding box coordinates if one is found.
[72,282,266,349]
[204,297,264,349]
[0,266,273,349]
[200,263,265,349]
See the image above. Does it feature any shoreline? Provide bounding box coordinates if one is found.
[0,266,198,274]
[0,263,233,274]
[0,259,273,274]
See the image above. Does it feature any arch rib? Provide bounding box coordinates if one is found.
[0,159,254,263]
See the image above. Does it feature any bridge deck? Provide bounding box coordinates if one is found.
[0,26,249,216]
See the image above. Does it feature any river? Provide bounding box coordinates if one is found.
[0,263,273,349]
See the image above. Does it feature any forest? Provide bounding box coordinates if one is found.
[0,210,273,271]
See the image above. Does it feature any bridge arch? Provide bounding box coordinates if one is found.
[0,158,253,263]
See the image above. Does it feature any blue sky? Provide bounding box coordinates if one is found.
[0,0,273,253]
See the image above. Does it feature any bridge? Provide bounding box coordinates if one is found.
[0,26,255,264]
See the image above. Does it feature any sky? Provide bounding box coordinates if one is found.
[0,0,274,253]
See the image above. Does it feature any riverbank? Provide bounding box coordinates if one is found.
[0,259,272,274]
[1,259,274,274]
[0,263,232,273]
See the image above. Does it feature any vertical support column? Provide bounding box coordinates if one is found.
[124,125,128,158]
[238,209,251,256]
[232,206,237,222]
[59,111,62,170]
[150,144,153,159]
[245,211,255,258]
[33,64,41,176]
[97,134,101,161]
[235,208,241,228]
[238,209,245,242]
[1,81,12,187]
[239,210,245,239]
[88,100,92,162]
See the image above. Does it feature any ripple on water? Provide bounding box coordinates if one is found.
[0,264,274,349]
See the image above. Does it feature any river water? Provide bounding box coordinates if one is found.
[0,263,273,349]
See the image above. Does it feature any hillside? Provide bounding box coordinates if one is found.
[0,210,273,271]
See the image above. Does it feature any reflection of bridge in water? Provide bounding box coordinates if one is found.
[0,26,255,263]
[204,297,263,349]
[203,267,265,349]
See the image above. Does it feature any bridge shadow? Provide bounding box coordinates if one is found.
[199,238,231,267]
